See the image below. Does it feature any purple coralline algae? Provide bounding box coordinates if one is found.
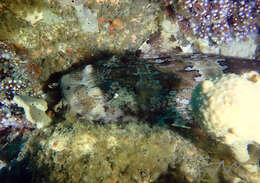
[173,0,259,43]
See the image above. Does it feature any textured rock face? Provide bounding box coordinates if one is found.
[191,71,260,175]
[26,121,211,183]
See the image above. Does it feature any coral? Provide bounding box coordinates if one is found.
[172,0,259,44]
[191,71,260,181]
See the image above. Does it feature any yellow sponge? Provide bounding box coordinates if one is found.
[191,71,260,167]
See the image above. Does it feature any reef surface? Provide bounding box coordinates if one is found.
[0,0,259,183]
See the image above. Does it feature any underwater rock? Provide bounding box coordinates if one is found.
[161,19,258,59]
[191,71,260,181]
[26,120,212,183]
[0,0,161,82]
[74,4,99,33]
[13,95,52,129]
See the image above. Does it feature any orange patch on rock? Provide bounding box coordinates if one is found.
[66,48,73,54]
[112,19,124,29]
[98,17,124,35]
[109,179,117,183]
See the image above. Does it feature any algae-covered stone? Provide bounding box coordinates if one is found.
[25,120,211,183]
[13,95,52,129]
[74,4,99,33]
